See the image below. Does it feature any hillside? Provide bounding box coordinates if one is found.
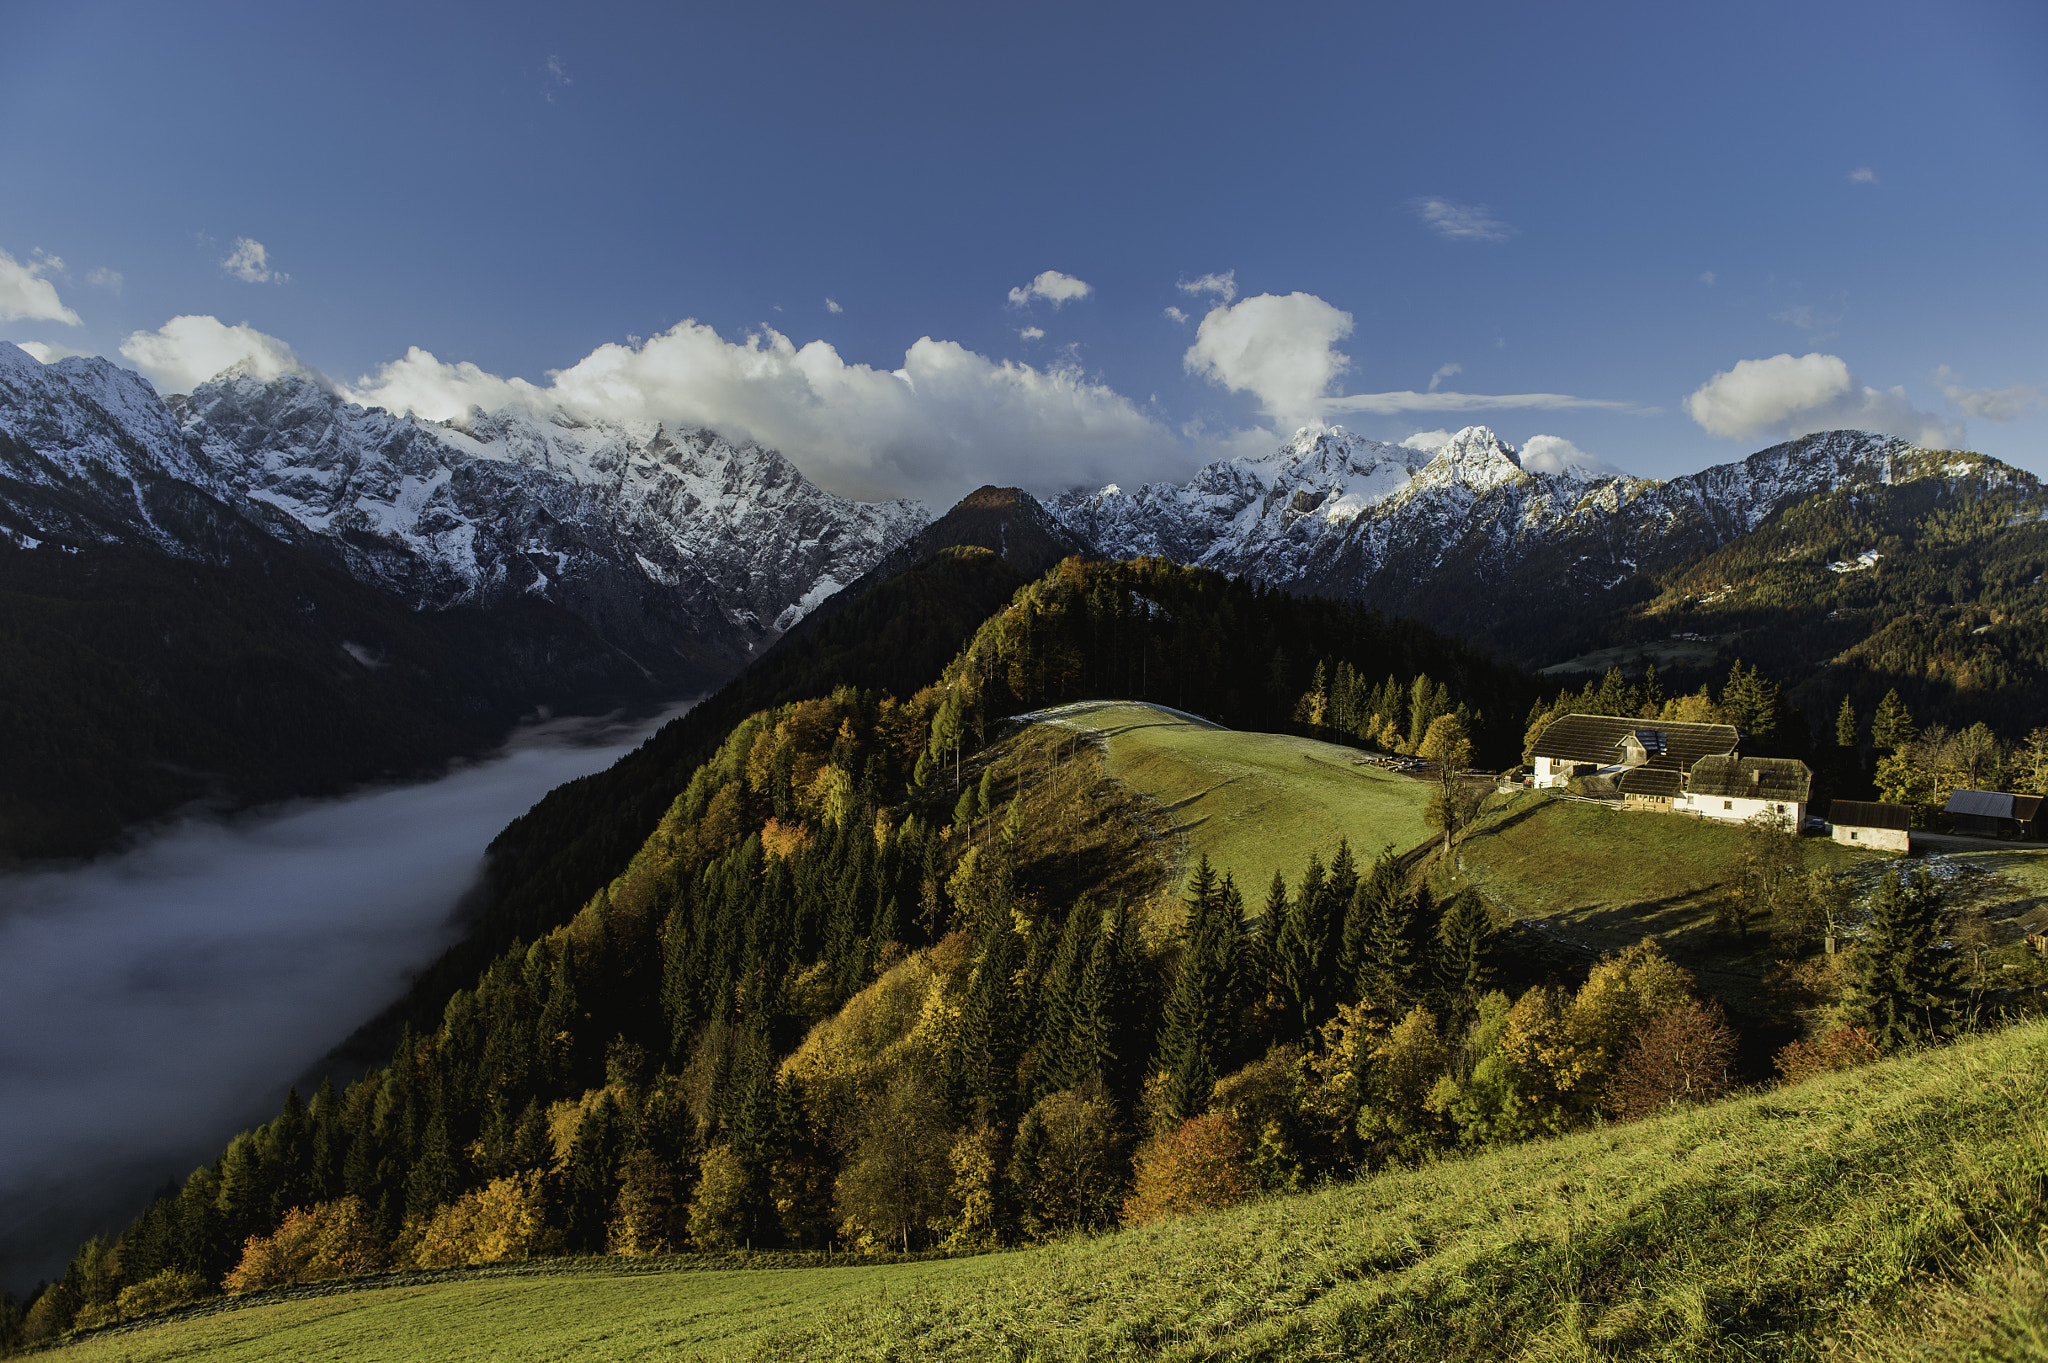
[39,1016,2048,1361]
[1018,700,1433,896]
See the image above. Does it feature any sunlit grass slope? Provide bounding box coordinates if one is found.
[1025,701,1434,895]
[58,1020,2048,1361]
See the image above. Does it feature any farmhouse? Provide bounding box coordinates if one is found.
[1528,713,1811,826]
[1827,799,1912,852]
[1943,790,2047,840]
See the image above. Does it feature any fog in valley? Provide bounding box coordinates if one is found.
[0,704,688,1294]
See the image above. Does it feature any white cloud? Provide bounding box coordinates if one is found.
[1410,197,1515,243]
[1019,326,1045,341]
[1520,434,1628,478]
[1684,351,1961,448]
[220,238,286,284]
[1699,271,1716,287]
[1177,271,1237,303]
[1401,429,1454,454]
[119,315,313,393]
[1935,366,2042,423]
[0,248,82,325]
[1183,292,1354,428]
[345,319,1183,503]
[1427,362,1462,393]
[85,267,122,295]
[1162,306,1190,324]
[1323,389,1648,416]
[825,298,843,314]
[1849,167,1878,184]
[14,341,94,364]
[1773,302,1843,338]
[544,54,572,102]
[1007,270,1092,308]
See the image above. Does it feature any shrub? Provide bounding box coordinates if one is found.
[410,1172,559,1267]
[1121,1113,1251,1226]
[1776,1025,1883,1085]
[224,1196,386,1294]
[114,1268,213,1319]
[1604,1000,1738,1120]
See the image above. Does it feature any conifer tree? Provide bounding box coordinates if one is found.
[1157,860,1249,1120]
[1430,889,1495,1022]
[1871,689,1917,753]
[1852,868,1960,1048]
[1835,696,1859,748]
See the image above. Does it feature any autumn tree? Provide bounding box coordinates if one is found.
[1602,1000,1737,1120]
[833,1074,956,1252]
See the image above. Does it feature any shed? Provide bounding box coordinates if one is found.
[1943,789,2047,840]
[1827,799,1911,853]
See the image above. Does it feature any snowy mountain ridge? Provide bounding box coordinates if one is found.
[0,344,928,680]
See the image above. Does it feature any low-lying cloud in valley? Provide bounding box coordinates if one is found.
[0,707,681,1293]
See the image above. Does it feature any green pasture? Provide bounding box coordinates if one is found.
[1025,701,1434,896]
[55,1020,2048,1361]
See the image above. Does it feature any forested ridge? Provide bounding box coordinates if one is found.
[11,554,2033,1349]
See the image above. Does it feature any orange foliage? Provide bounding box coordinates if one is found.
[1603,1000,1738,1121]
[761,817,811,861]
[1121,1113,1251,1226]
[1775,1025,1883,1085]
[223,1197,385,1294]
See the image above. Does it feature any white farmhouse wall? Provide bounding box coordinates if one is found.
[1681,794,1806,827]
[1832,824,1910,852]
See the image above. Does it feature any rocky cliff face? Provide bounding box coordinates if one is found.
[0,344,928,684]
[1055,424,1972,662]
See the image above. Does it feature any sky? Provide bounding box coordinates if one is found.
[2,0,2045,505]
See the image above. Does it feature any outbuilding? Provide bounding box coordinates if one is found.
[1943,790,2048,840]
[1826,799,1911,852]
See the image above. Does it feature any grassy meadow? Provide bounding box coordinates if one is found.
[1017,701,1434,897]
[51,1018,2048,1361]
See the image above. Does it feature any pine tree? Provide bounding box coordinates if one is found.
[1871,689,1917,753]
[1156,858,1247,1120]
[1851,868,1960,1048]
[1835,696,1859,748]
[1430,889,1495,1022]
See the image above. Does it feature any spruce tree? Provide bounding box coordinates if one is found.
[1431,889,1496,1022]
[1871,689,1917,753]
[1156,858,1246,1120]
[1835,696,1859,748]
[1852,868,1960,1048]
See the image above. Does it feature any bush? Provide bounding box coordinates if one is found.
[1121,1113,1251,1226]
[224,1197,386,1294]
[1776,1026,1883,1085]
[114,1268,213,1319]
[1603,1000,1738,1121]
[410,1172,560,1267]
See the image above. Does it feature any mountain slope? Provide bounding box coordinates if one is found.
[1056,425,1975,667]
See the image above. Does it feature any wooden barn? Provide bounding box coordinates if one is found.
[1943,790,2048,840]
[1680,754,1812,827]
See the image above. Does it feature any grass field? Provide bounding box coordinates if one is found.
[1017,701,1434,898]
[51,1019,2048,1361]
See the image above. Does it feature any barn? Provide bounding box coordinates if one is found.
[1528,714,1739,801]
[1943,790,2048,840]
[1827,799,1911,852]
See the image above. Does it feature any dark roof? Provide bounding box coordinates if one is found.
[1531,713,1738,775]
[1946,789,2015,819]
[2014,795,2044,823]
[1618,767,1684,799]
[1688,755,1812,801]
[1828,799,1911,831]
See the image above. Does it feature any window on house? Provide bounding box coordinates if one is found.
[1850,831,1859,840]
[1724,800,1733,810]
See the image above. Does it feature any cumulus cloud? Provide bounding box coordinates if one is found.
[1401,429,1454,454]
[1019,326,1045,341]
[1699,271,1716,287]
[825,298,843,314]
[119,315,314,393]
[14,341,94,364]
[1162,306,1190,325]
[220,237,286,284]
[1849,167,1878,184]
[1428,362,1462,393]
[0,248,82,325]
[1935,367,2042,423]
[1007,270,1092,308]
[1520,434,1628,478]
[1183,292,1355,428]
[85,267,122,295]
[345,319,1183,503]
[1685,351,1961,448]
[1410,197,1515,243]
[1177,271,1237,303]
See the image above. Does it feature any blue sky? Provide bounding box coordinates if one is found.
[3,0,2044,503]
